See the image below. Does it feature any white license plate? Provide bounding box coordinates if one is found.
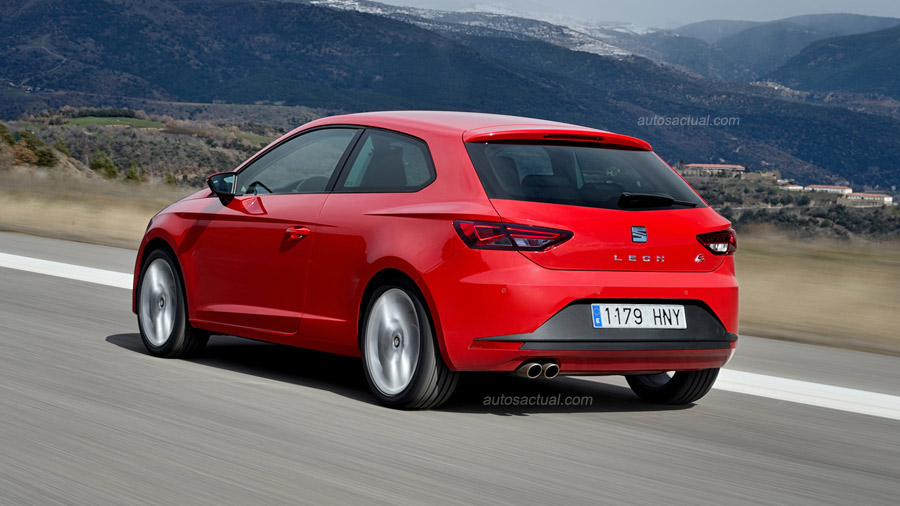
[591,304,687,329]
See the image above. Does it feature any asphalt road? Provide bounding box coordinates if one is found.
[1,231,898,505]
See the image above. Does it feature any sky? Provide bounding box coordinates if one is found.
[375,0,900,28]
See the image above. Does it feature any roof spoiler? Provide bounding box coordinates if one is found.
[462,126,652,151]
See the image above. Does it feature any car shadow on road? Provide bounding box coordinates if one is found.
[442,373,690,415]
[107,333,692,415]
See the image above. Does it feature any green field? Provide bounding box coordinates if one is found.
[66,116,165,128]
[236,132,275,146]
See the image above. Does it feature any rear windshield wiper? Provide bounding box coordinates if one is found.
[617,192,698,209]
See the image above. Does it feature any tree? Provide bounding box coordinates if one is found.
[17,130,57,167]
[166,173,177,186]
[12,141,38,165]
[0,123,14,146]
[125,160,142,183]
[53,137,71,157]
[90,151,119,179]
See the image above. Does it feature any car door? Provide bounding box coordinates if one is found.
[190,127,361,338]
[301,129,440,350]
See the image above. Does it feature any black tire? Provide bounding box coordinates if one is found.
[136,248,209,358]
[626,368,719,404]
[360,281,458,409]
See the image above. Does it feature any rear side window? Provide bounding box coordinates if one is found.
[465,142,705,209]
[336,130,435,192]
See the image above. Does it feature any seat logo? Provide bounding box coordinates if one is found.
[631,226,647,243]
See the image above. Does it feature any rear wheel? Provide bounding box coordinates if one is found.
[361,282,458,409]
[626,368,719,404]
[137,249,208,358]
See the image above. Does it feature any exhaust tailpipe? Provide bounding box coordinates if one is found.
[515,362,543,379]
[541,362,560,379]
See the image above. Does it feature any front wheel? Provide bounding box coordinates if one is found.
[361,283,458,409]
[626,368,719,404]
[137,249,208,358]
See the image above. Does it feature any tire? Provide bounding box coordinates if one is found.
[626,368,719,405]
[361,282,458,409]
[137,248,208,358]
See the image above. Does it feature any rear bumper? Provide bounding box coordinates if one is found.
[421,248,739,373]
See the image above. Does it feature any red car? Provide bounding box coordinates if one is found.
[134,111,738,409]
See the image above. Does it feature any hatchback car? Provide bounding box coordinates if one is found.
[134,111,738,409]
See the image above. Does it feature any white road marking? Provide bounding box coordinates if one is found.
[0,252,133,289]
[2,251,899,421]
[715,369,900,421]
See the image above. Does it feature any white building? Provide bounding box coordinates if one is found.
[805,185,852,195]
[682,163,746,176]
[780,184,804,191]
[845,193,893,205]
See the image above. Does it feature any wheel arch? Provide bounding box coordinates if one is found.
[357,268,450,366]
[134,238,193,320]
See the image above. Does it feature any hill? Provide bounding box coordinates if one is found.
[674,19,763,43]
[769,25,900,100]
[2,0,900,188]
[714,14,899,79]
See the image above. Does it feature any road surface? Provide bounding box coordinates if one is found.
[1,231,898,505]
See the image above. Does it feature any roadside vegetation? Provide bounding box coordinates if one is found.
[3,107,285,186]
[688,176,900,242]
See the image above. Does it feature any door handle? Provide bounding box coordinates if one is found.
[285,226,310,240]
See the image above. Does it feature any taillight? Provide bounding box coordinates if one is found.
[697,228,737,255]
[453,220,572,251]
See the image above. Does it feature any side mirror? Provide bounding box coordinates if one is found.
[207,172,236,205]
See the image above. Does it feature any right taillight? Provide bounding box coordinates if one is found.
[453,220,572,251]
[697,228,737,255]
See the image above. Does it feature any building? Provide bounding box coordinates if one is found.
[845,193,893,205]
[780,184,804,191]
[682,163,746,177]
[805,185,852,195]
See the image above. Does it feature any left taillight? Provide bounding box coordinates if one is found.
[453,220,572,251]
[697,228,737,255]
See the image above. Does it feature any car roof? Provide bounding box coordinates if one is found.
[301,111,653,151]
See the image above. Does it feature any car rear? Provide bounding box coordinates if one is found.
[423,126,738,379]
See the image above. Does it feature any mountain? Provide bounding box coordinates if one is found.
[446,33,900,187]
[2,0,900,189]
[714,14,900,79]
[294,0,635,58]
[769,25,900,100]
[674,19,763,43]
[289,3,900,86]
[0,0,585,113]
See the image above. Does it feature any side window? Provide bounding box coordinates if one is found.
[237,128,358,195]
[337,130,435,192]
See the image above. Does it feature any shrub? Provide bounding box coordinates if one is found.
[0,123,14,146]
[90,151,119,179]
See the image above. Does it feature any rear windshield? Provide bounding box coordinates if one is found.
[465,142,705,209]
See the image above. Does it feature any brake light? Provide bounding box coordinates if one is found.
[453,220,572,251]
[697,228,737,255]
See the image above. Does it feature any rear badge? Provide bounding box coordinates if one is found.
[631,226,647,243]
[695,254,706,263]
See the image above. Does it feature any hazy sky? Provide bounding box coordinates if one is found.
[376,0,900,28]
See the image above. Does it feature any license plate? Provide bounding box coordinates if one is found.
[591,304,687,329]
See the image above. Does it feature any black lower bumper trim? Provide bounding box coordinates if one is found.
[474,300,737,351]
[519,340,735,351]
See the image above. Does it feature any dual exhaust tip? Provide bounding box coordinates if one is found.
[515,361,560,380]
